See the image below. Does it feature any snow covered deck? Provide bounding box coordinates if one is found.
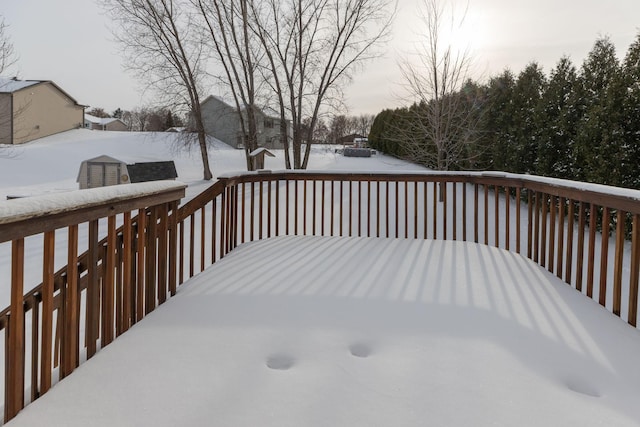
[9,236,640,426]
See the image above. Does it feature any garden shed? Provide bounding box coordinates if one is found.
[76,155,129,189]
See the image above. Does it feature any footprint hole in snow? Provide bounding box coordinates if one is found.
[565,377,601,398]
[349,343,372,358]
[266,354,295,370]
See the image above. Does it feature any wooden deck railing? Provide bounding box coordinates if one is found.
[0,181,185,422]
[1,171,640,422]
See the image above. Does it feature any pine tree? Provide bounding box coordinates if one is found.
[511,62,546,174]
[575,36,621,184]
[481,69,516,171]
[535,56,580,179]
[619,32,640,189]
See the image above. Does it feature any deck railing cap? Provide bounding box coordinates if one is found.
[0,181,186,225]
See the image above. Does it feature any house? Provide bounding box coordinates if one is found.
[337,133,367,146]
[84,114,128,131]
[0,77,85,145]
[200,95,284,149]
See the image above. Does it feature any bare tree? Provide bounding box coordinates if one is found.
[251,0,396,169]
[0,17,16,75]
[194,0,264,171]
[397,0,482,173]
[0,17,18,152]
[102,0,213,180]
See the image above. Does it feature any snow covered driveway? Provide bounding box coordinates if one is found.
[9,236,640,426]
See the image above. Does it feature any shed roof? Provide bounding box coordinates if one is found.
[127,161,178,183]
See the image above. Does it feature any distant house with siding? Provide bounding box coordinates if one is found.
[84,114,128,131]
[0,77,85,145]
[200,95,285,149]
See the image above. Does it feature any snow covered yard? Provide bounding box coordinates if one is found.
[8,236,640,426]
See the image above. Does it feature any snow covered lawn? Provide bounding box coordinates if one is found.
[8,236,640,426]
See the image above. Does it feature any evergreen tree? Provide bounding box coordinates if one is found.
[535,56,580,179]
[619,32,640,189]
[480,69,516,171]
[511,62,546,173]
[575,36,621,184]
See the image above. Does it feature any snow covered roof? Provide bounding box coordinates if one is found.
[84,114,122,125]
[249,147,275,157]
[0,76,41,93]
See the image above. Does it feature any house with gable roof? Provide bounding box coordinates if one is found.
[200,95,285,149]
[84,114,128,131]
[0,77,85,145]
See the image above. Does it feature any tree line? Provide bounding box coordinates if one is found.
[370,33,640,190]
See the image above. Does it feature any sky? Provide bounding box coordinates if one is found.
[2,0,640,116]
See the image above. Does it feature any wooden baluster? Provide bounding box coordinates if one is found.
[484,184,489,245]
[587,204,597,298]
[250,182,255,241]
[295,180,300,235]
[433,182,438,239]
[137,209,146,320]
[565,201,575,285]
[350,181,354,237]
[404,181,409,239]
[313,181,317,236]
[241,182,246,243]
[65,225,80,374]
[30,297,39,402]
[260,181,264,239]
[576,202,586,292]
[145,210,157,315]
[168,202,178,297]
[304,180,308,235]
[414,181,419,239]
[200,207,206,272]
[505,187,510,250]
[474,184,479,243]
[463,183,468,242]
[276,180,280,237]
[321,180,326,236]
[6,238,25,422]
[189,213,195,276]
[534,191,540,263]
[424,181,428,239]
[122,213,133,330]
[556,197,566,279]
[158,205,169,304]
[443,182,448,240]
[613,210,625,317]
[41,231,55,393]
[268,181,272,239]
[494,185,499,247]
[104,218,116,345]
[516,188,521,254]
[452,182,457,241]
[628,214,640,326]
[548,195,556,273]
[598,207,610,307]
[541,194,548,268]
[527,190,533,258]
[210,199,217,264]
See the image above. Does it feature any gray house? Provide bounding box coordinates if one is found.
[200,95,284,149]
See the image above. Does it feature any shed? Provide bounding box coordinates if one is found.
[77,155,130,189]
[127,161,178,183]
[249,147,275,170]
